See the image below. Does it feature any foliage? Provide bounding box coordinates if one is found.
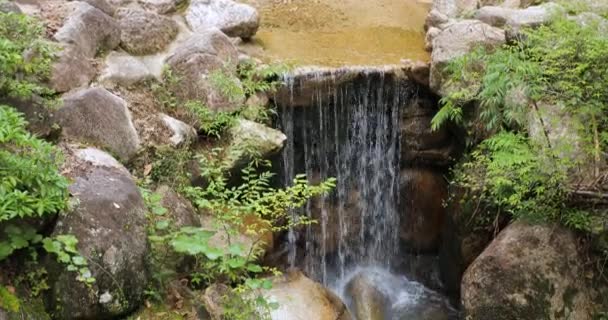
[153,61,289,138]
[42,235,95,285]
[0,105,68,260]
[432,18,608,153]
[146,150,335,318]
[452,132,596,231]
[0,285,20,312]
[0,11,56,103]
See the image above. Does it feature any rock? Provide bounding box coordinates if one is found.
[429,20,505,96]
[346,273,387,320]
[99,51,155,86]
[425,9,449,30]
[156,185,200,228]
[69,0,116,16]
[474,3,563,30]
[45,148,148,319]
[160,113,197,147]
[223,119,286,170]
[425,27,442,52]
[186,0,259,39]
[265,270,352,320]
[401,96,459,167]
[462,221,595,320]
[54,2,120,58]
[438,184,497,298]
[165,28,242,111]
[116,8,178,55]
[139,0,187,14]
[401,59,430,88]
[57,88,141,161]
[0,1,22,13]
[478,0,538,8]
[399,168,448,252]
[527,101,596,185]
[50,44,96,93]
[570,12,608,33]
[431,0,478,19]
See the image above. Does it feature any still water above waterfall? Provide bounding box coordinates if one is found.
[275,67,458,319]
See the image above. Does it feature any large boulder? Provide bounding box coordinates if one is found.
[0,1,21,13]
[53,2,120,58]
[116,8,178,55]
[462,221,596,320]
[70,0,116,16]
[429,20,505,96]
[265,270,352,320]
[474,3,563,30]
[50,44,97,93]
[44,148,148,319]
[56,88,141,161]
[160,113,198,147]
[431,0,478,19]
[399,168,448,252]
[185,0,259,39]
[165,28,243,111]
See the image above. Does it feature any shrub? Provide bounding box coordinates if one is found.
[0,11,56,102]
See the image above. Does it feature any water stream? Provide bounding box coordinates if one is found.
[276,68,457,319]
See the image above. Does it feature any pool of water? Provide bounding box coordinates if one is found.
[243,0,431,66]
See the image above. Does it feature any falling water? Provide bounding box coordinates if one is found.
[277,67,411,283]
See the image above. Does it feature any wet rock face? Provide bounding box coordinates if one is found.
[186,0,259,39]
[401,96,459,167]
[116,8,178,55]
[462,221,595,320]
[45,148,148,319]
[399,168,448,252]
[56,88,141,161]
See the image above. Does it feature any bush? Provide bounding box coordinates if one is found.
[0,11,56,102]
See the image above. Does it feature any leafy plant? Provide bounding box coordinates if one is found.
[42,235,95,285]
[0,285,20,312]
[0,11,57,102]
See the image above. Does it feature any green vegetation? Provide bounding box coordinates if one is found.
[433,17,607,236]
[0,10,56,103]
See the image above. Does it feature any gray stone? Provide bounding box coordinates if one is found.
[462,221,595,320]
[165,28,242,111]
[99,51,154,86]
[160,113,197,147]
[54,2,121,58]
[156,185,200,228]
[50,44,97,93]
[116,8,179,55]
[425,9,449,30]
[570,12,608,33]
[186,0,259,39]
[45,149,148,319]
[75,147,129,173]
[474,3,563,29]
[139,0,187,14]
[223,119,286,169]
[425,27,442,52]
[57,88,140,161]
[429,20,505,96]
[346,273,387,320]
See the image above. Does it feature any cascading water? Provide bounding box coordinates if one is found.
[279,68,405,280]
[276,67,457,320]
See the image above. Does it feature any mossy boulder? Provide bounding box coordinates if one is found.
[461,221,596,320]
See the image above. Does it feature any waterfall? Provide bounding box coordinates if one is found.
[277,67,413,284]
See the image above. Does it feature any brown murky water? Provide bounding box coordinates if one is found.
[242,0,431,66]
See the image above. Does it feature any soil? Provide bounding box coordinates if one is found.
[241,0,431,66]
